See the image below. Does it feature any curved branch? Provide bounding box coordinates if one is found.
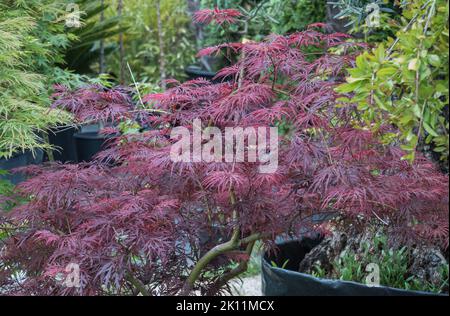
[206,240,257,296]
[181,232,263,295]
[125,272,151,296]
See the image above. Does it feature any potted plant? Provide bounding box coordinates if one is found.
[50,85,136,162]
[0,9,448,296]
[0,10,69,184]
[262,227,449,296]
[44,125,80,163]
[335,0,449,171]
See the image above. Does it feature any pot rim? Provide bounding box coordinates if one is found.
[0,150,31,162]
[262,238,446,296]
[73,131,118,140]
[185,65,217,77]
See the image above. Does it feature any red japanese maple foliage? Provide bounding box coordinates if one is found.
[51,84,135,125]
[0,17,448,296]
[193,7,242,25]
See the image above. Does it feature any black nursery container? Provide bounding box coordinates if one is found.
[47,125,78,163]
[0,150,43,185]
[185,65,218,82]
[73,132,113,162]
[261,238,444,296]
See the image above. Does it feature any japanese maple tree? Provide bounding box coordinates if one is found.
[50,84,136,127]
[0,10,448,296]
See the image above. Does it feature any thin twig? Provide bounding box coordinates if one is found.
[127,62,145,108]
[371,211,389,226]
[386,0,433,56]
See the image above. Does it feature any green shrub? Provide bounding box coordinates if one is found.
[270,0,326,34]
[336,0,449,166]
[0,171,14,211]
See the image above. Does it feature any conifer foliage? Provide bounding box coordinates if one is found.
[0,10,448,295]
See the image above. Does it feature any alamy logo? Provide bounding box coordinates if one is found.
[65,3,81,28]
[365,263,380,287]
[170,119,279,174]
[366,3,381,28]
[63,263,80,288]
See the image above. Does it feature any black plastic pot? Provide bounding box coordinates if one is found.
[185,65,218,82]
[0,152,29,185]
[262,238,443,296]
[29,149,44,165]
[73,132,113,163]
[47,125,78,163]
[0,150,43,185]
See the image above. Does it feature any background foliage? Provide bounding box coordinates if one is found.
[64,0,129,74]
[0,0,73,159]
[99,0,195,84]
[270,0,327,34]
[337,0,449,169]
[328,0,399,40]
[199,0,327,45]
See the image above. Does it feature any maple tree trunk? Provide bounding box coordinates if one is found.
[181,232,262,295]
[117,0,125,84]
[43,133,54,162]
[125,272,151,296]
[156,0,167,90]
[182,190,263,295]
[206,240,256,296]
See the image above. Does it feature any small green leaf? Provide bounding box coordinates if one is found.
[346,77,366,84]
[423,122,439,137]
[377,67,397,77]
[428,54,441,67]
[408,58,419,71]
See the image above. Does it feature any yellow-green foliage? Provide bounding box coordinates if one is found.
[337,0,449,164]
[0,2,70,159]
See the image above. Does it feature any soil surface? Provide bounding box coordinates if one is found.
[298,229,448,292]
